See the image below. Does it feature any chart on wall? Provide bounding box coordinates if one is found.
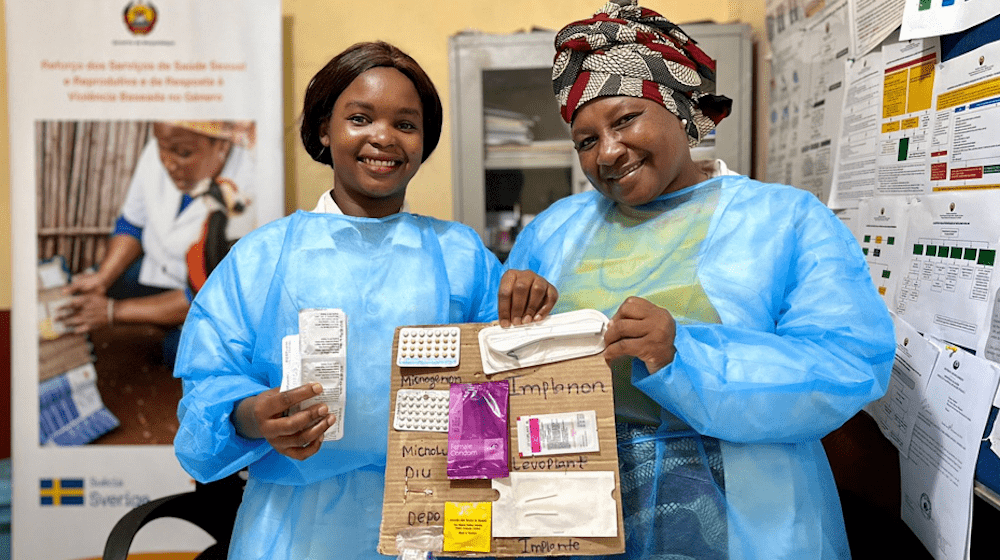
[6,1,283,559]
[894,191,1000,352]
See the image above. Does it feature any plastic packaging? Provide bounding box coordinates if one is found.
[478,309,608,374]
[395,526,443,560]
[446,380,510,479]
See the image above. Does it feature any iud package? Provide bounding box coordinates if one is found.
[447,380,510,479]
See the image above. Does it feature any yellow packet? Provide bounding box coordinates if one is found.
[443,501,491,552]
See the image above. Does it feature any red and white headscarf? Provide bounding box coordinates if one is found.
[552,0,732,147]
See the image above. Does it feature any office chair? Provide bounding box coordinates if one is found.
[102,470,246,560]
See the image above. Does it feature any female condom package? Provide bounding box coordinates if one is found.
[446,380,509,479]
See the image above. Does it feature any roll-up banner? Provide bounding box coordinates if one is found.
[6,1,283,557]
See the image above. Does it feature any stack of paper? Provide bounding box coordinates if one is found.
[37,257,119,445]
[484,107,536,146]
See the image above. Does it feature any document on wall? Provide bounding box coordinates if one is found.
[829,50,885,209]
[895,191,1000,350]
[901,345,1000,560]
[982,273,1000,366]
[847,0,905,59]
[765,22,807,187]
[835,206,859,234]
[867,313,940,454]
[926,38,1000,193]
[853,195,913,306]
[900,0,998,41]
[764,0,814,47]
[791,0,851,203]
[876,36,941,197]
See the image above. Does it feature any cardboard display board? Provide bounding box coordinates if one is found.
[378,322,625,557]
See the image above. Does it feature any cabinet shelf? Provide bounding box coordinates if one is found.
[485,140,576,170]
[450,24,752,246]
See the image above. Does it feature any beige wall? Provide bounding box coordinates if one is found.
[1,3,9,309]
[0,0,767,310]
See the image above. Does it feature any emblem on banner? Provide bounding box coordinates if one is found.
[40,478,85,506]
[123,1,158,35]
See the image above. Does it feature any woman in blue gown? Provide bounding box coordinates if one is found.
[173,41,555,559]
[504,2,896,558]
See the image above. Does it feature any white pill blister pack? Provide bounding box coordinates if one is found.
[396,327,460,368]
[393,389,450,432]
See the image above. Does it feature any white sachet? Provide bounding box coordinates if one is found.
[478,309,608,374]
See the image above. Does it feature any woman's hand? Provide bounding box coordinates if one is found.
[498,269,558,327]
[58,290,191,332]
[65,271,110,297]
[604,296,677,372]
[233,383,335,461]
[58,294,112,333]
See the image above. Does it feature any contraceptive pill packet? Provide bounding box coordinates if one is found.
[294,308,347,441]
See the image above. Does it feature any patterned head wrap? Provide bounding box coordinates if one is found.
[169,120,256,149]
[552,0,732,146]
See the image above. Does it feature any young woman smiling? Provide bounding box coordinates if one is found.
[173,41,556,560]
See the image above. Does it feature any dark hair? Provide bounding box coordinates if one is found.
[300,41,443,165]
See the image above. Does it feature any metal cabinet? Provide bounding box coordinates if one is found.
[449,24,753,258]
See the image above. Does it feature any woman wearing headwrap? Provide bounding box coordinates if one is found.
[505,1,894,558]
[60,120,256,362]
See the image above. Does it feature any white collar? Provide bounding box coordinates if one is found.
[696,158,738,178]
[311,190,344,214]
[311,190,411,215]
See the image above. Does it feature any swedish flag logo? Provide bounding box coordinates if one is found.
[40,478,85,506]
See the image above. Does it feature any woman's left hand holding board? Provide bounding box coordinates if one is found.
[498,269,559,328]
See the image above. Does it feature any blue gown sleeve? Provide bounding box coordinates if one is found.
[173,234,276,483]
[632,192,895,444]
[439,221,504,323]
[470,233,504,323]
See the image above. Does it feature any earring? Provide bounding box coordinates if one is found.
[681,118,689,127]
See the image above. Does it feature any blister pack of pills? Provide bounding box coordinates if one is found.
[393,389,451,432]
[396,327,461,368]
[289,308,347,442]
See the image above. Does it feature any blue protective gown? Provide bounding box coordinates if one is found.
[504,174,895,560]
[173,209,503,559]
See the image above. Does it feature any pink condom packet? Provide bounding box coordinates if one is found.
[447,380,510,479]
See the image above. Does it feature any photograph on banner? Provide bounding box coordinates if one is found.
[36,119,259,447]
[8,1,283,557]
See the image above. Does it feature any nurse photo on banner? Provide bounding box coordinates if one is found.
[36,119,259,447]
